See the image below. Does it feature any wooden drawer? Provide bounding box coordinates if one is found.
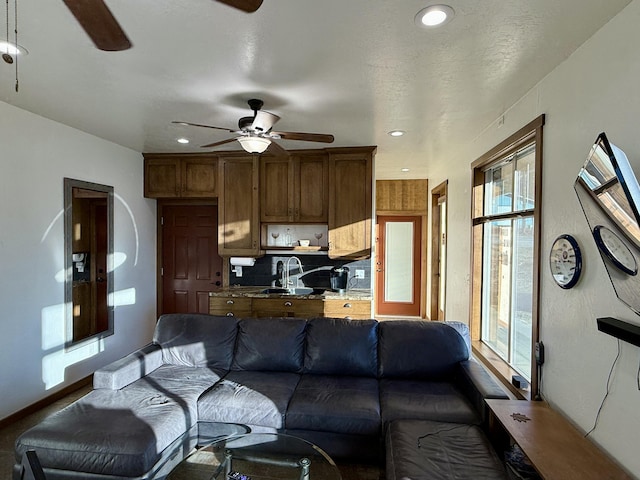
[209,297,253,317]
[323,299,372,319]
[252,298,324,318]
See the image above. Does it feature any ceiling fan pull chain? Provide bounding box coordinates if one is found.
[13,0,17,91]
[1,0,12,64]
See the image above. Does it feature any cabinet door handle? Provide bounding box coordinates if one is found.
[344,316,352,320]
[226,312,235,317]
[343,303,352,308]
[226,300,234,304]
[284,301,293,307]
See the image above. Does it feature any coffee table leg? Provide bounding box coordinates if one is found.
[224,449,233,477]
[298,457,310,480]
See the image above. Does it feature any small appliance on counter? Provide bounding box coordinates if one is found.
[330,266,349,293]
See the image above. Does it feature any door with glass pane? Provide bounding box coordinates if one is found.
[376,216,422,316]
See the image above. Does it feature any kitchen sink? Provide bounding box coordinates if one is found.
[260,287,326,296]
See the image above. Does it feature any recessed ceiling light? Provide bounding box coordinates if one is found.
[388,130,406,137]
[177,138,189,144]
[415,5,455,28]
[401,168,410,172]
[0,41,28,56]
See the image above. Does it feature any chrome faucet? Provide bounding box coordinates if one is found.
[282,256,304,291]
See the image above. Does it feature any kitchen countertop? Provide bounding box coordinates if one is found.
[209,287,372,301]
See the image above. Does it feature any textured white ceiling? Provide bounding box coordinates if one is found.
[0,0,631,178]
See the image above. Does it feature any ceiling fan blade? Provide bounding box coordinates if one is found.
[173,121,237,133]
[271,131,335,143]
[215,0,263,13]
[252,111,280,133]
[201,137,238,148]
[267,140,288,156]
[63,0,132,51]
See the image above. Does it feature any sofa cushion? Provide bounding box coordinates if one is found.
[386,419,508,480]
[304,317,378,377]
[154,314,239,369]
[378,321,469,379]
[379,378,479,425]
[93,343,164,390]
[16,385,198,477]
[198,371,301,429]
[15,365,223,477]
[286,375,381,435]
[232,317,307,373]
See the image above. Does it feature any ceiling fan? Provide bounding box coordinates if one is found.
[62,0,264,51]
[173,99,335,155]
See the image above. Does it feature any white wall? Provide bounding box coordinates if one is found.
[428,1,640,475]
[0,101,157,420]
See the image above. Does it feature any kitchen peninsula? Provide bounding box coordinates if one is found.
[210,287,372,319]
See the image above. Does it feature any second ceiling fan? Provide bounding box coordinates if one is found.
[62,0,264,51]
[173,99,335,155]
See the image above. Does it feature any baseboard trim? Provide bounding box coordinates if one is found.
[0,375,92,430]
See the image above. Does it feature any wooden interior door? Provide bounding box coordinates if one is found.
[161,204,222,314]
[376,216,422,316]
[430,181,448,320]
[94,203,109,332]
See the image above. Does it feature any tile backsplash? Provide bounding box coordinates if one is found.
[229,253,371,291]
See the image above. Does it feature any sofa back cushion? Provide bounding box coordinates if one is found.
[232,317,307,373]
[378,321,469,379]
[304,318,378,376]
[154,314,238,369]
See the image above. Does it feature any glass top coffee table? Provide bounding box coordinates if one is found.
[168,432,342,480]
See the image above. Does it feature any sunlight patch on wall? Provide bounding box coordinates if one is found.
[111,287,136,307]
[41,302,103,389]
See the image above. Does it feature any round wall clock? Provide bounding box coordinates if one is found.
[592,225,638,276]
[549,234,582,289]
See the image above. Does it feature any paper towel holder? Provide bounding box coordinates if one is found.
[230,257,256,277]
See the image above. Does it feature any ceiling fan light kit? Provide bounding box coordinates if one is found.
[0,41,25,56]
[237,135,271,153]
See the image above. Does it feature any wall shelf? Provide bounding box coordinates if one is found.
[596,317,640,348]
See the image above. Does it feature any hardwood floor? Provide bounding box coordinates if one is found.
[1,385,382,480]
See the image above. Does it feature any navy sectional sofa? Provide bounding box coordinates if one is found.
[14,314,509,479]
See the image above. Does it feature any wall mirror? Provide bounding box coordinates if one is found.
[574,133,640,315]
[64,178,114,346]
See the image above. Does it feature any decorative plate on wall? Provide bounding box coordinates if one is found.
[549,234,582,289]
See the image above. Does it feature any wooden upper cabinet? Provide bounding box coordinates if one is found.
[144,155,218,198]
[144,157,181,198]
[182,157,218,197]
[218,155,262,257]
[260,157,294,222]
[260,154,328,223]
[295,154,329,223]
[328,148,375,259]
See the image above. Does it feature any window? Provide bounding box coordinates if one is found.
[471,115,544,396]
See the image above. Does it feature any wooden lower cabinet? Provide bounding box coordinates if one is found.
[209,297,252,318]
[323,299,372,319]
[209,296,371,319]
[252,298,324,318]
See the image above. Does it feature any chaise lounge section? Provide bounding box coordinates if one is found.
[14,314,509,479]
